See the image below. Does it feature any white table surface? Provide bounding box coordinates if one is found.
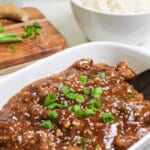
[0,0,150,79]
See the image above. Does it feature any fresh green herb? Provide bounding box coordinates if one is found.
[0,33,17,38]
[75,109,85,119]
[79,75,88,84]
[10,45,18,51]
[70,88,75,93]
[42,120,53,129]
[33,21,42,29]
[63,100,68,107]
[61,86,70,95]
[73,107,95,119]
[89,99,101,111]
[76,95,85,104]
[22,21,42,39]
[101,113,115,123]
[66,92,77,100]
[91,87,103,98]
[0,37,22,43]
[72,105,81,112]
[44,93,57,107]
[0,33,22,43]
[34,28,41,35]
[82,87,90,95]
[0,23,4,33]
[99,72,106,79]
[47,103,64,109]
[84,109,95,117]
[0,27,4,33]
[49,110,58,119]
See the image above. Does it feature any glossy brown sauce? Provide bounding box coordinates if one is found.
[0,59,150,150]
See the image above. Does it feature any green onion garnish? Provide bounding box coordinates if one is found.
[0,33,22,43]
[49,110,58,119]
[99,72,106,79]
[47,103,64,110]
[66,92,77,100]
[91,87,103,98]
[0,27,4,33]
[33,21,42,29]
[72,105,81,112]
[44,93,57,107]
[61,86,70,95]
[42,120,53,129]
[75,109,85,119]
[84,109,95,116]
[10,45,18,51]
[63,100,68,107]
[0,23,4,33]
[76,95,85,104]
[79,75,88,84]
[22,21,42,39]
[89,99,101,111]
[82,87,90,95]
[101,113,115,123]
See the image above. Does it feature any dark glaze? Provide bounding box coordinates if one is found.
[0,59,150,150]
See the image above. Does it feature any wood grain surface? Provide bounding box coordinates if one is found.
[0,7,67,74]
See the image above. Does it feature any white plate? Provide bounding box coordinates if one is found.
[0,41,150,149]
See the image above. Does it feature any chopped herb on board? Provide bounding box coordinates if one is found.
[10,45,18,51]
[22,21,42,40]
[0,23,4,33]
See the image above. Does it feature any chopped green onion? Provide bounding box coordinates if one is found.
[22,32,31,38]
[10,45,18,51]
[72,105,81,112]
[49,110,58,119]
[82,87,90,95]
[101,113,115,123]
[79,75,88,84]
[0,37,22,43]
[0,27,4,33]
[22,21,42,39]
[91,87,103,98]
[33,21,42,28]
[34,28,41,35]
[99,72,106,79]
[70,88,75,93]
[61,86,70,95]
[89,99,101,111]
[0,33,17,38]
[44,93,57,107]
[66,92,77,100]
[75,109,85,119]
[47,103,64,110]
[42,120,53,129]
[63,100,68,107]
[0,23,4,33]
[76,95,85,104]
[84,109,95,117]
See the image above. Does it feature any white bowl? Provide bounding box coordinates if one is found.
[70,0,150,45]
[0,42,150,149]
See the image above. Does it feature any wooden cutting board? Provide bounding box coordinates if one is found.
[0,7,67,75]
